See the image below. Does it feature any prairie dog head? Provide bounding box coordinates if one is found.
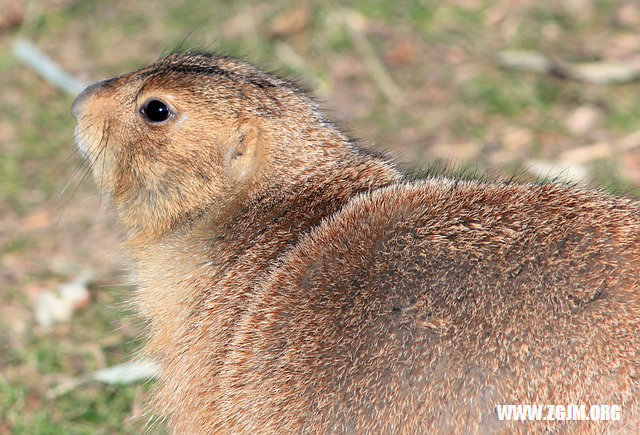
[71,53,332,239]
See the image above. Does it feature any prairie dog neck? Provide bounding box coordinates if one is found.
[131,145,399,359]
[126,141,400,253]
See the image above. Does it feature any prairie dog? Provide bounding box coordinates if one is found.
[71,52,640,433]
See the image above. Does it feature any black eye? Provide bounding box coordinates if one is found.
[141,99,172,123]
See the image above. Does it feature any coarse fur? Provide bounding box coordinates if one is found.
[71,52,640,433]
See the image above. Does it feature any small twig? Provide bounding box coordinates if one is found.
[341,10,404,106]
[45,358,159,399]
[559,130,640,164]
[525,159,590,185]
[497,50,640,84]
[45,376,88,400]
[558,142,612,164]
[274,41,330,93]
[12,38,87,95]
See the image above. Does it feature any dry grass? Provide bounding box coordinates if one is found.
[2,0,640,432]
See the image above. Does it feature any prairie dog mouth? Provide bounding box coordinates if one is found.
[74,124,91,161]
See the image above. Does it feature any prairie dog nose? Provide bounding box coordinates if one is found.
[71,79,110,119]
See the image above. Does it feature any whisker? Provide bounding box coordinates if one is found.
[55,165,93,226]
[54,151,90,205]
[68,165,94,207]
[54,122,106,224]
[96,119,111,212]
[56,123,98,195]
[54,123,95,172]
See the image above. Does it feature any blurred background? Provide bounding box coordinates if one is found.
[2,0,640,432]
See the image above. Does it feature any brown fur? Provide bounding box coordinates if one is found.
[72,52,640,433]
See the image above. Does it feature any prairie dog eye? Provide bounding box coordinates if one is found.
[140,99,173,124]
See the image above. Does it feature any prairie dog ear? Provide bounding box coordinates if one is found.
[229,121,264,180]
[235,123,260,159]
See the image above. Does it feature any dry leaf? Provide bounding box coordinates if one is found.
[268,4,311,38]
[0,0,25,32]
[622,150,640,185]
[559,142,611,164]
[616,3,640,27]
[34,272,93,328]
[565,105,601,136]
[91,359,159,385]
[386,38,417,66]
[22,210,51,230]
[526,159,590,184]
[502,127,533,150]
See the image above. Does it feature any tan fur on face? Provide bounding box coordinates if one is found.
[73,53,640,433]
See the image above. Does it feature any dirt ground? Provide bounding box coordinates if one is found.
[2,0,640,432]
